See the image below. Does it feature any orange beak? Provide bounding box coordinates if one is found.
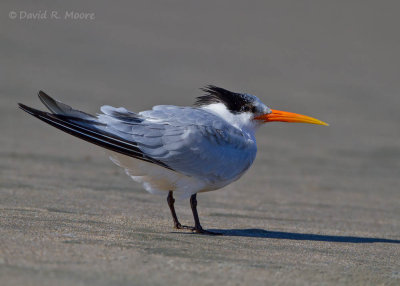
[255,109,329,126]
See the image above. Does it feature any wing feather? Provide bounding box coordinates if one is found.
[101,105,257,183]
[18,102,173,170]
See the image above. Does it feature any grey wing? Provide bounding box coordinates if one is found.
[19,92,173,170]
[99,105,257,183]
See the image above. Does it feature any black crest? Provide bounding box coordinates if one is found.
[195,85,255,113]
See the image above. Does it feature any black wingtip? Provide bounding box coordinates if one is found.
[38,90,52,103]
[38,90,48,98]
[18,103,42,116]
[37,90,56,109]
[18,103,31,112]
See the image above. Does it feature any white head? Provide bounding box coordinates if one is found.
[195,85,328,132]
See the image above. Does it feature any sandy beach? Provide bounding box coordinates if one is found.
[1,1,400,285]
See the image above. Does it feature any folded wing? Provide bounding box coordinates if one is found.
[100,104,257,183]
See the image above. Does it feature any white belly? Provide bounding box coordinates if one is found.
[107,151,249,198]
[109,152,208,198]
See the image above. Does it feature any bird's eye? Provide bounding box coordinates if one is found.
[241,105,250,112]
[251,106,257,113]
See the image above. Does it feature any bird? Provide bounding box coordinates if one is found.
[19,85,328,235]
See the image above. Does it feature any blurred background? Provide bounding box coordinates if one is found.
[1,1,399,285]
[2,0,399,208]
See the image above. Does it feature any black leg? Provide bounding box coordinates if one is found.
[190,194,222,235]
[167,191,182,229]
[190,194,201,229]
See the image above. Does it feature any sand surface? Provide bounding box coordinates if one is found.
[1,1,400,285]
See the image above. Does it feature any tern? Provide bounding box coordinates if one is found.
[19,86,328,235]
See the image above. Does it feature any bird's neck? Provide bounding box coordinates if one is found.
[201,103,260,135]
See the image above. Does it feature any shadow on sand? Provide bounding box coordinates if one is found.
[208,229,400,243]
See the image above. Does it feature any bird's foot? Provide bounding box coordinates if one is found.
[174,223,193,230]
[174,223,183,229]
[174,224,222,235]
[192,226,223,236]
